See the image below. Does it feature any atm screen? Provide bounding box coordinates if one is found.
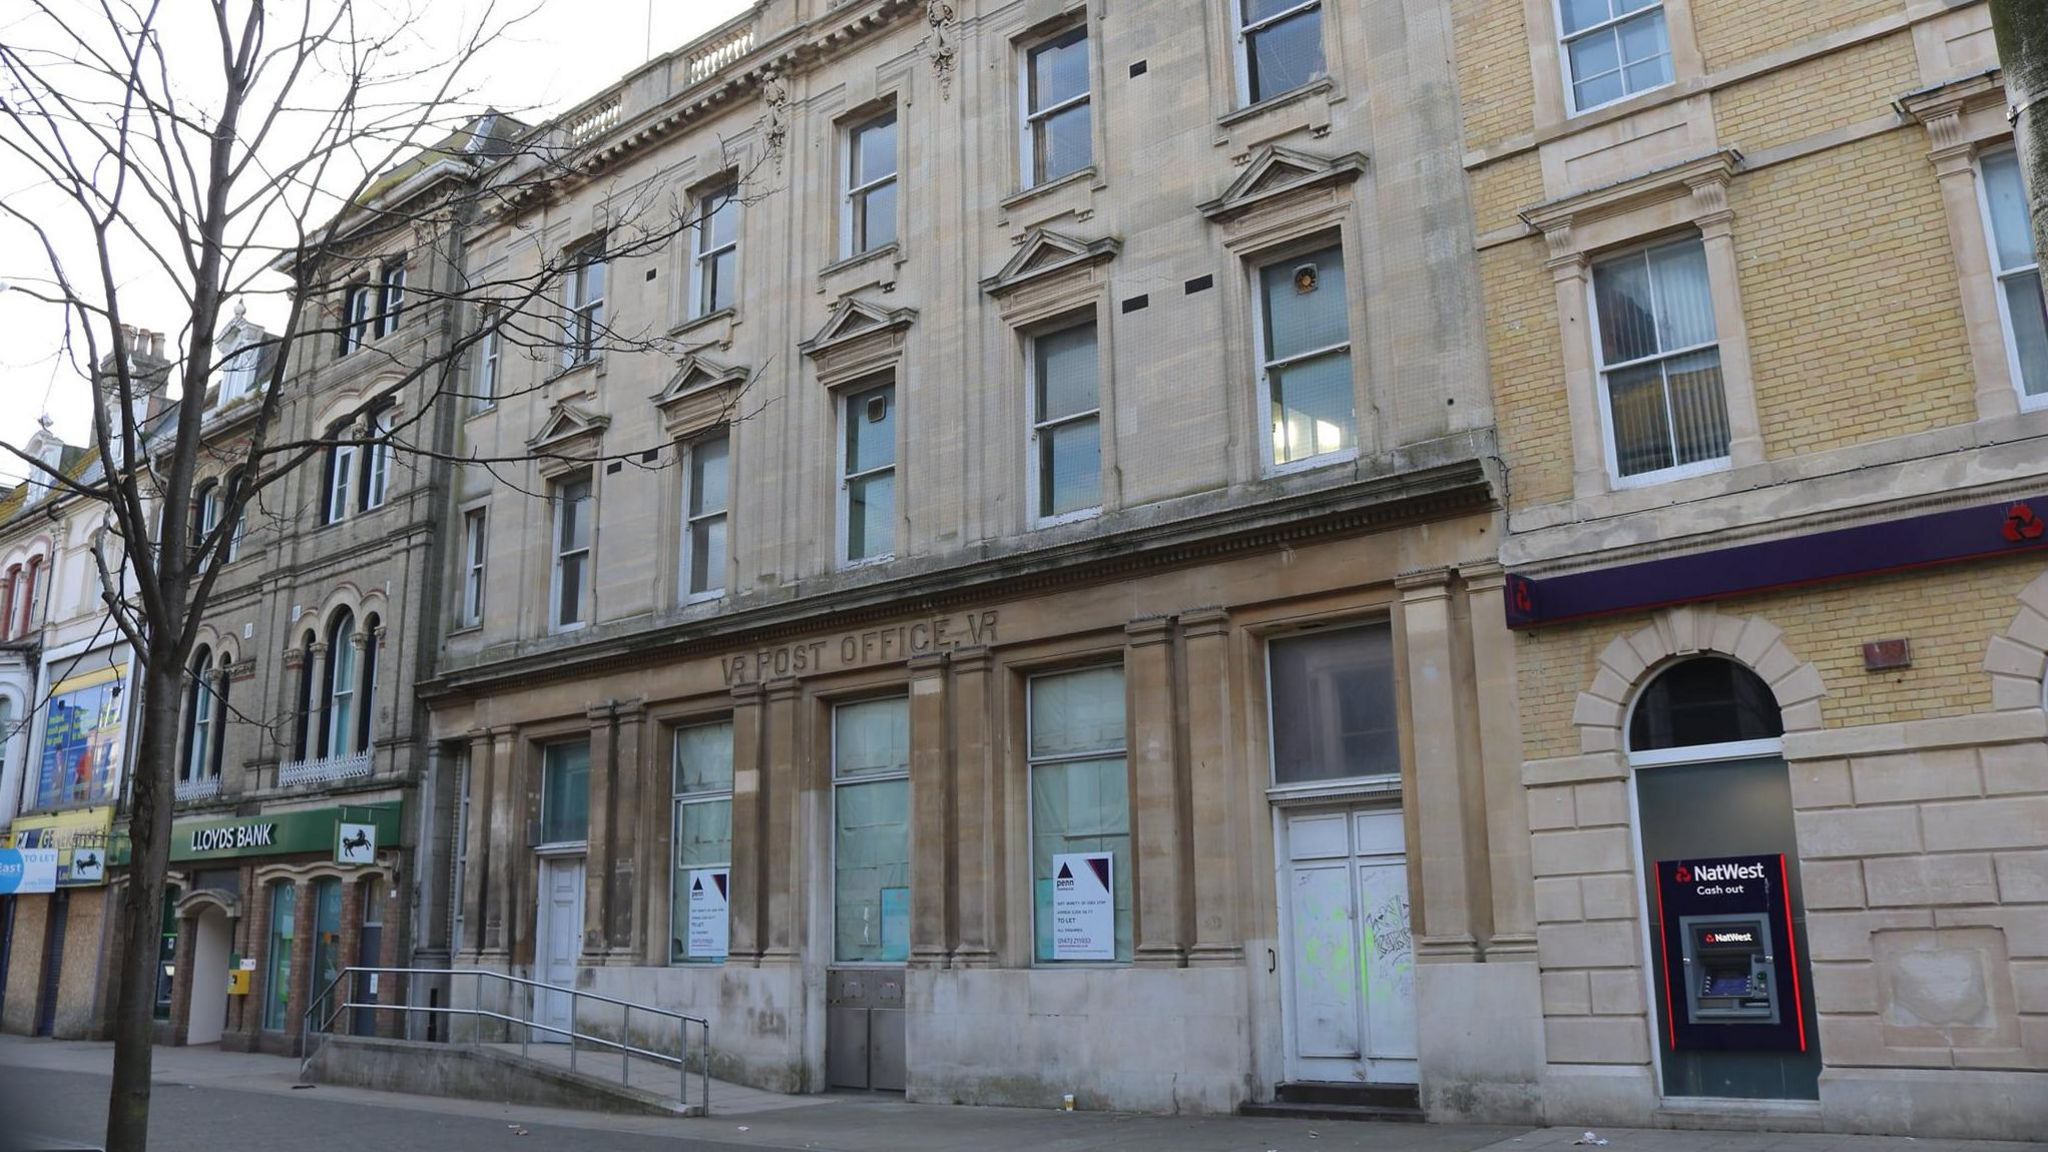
[1703,972,1751,997]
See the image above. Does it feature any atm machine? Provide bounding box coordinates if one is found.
[1654,855,1806,1053]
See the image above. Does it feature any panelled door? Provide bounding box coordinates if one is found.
[534,857,584,1043]
[1281,808,1417,1084]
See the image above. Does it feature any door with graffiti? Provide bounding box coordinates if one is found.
[1280,808,1417,1084]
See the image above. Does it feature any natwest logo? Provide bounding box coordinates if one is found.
[1705,930,1755,944]
[1688,861,1766,883]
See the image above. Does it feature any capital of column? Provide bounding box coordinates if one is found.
[1395,566,1453,599]
[1179,607,1230,639]
[1124,615,1174,647]
[585,701,616,724]
[762,677,801,703]
[1459,560,1507,593]
[729,680,765,707]
[907,651,948,676]
[612,698,648,723]
[948,645,992,674]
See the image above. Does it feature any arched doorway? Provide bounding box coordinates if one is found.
[1628,656,1821,1101]
[188,905,232,1045]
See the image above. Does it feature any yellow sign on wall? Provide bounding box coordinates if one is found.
[227,970,250,996]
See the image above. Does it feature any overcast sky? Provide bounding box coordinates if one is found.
[0,0,750,481]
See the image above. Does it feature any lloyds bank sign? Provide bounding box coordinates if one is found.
[169,804,400,862]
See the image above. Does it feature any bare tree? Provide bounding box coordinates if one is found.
[0,3,771,1148]
[1992,0,2048,271]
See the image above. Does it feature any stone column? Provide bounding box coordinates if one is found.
[908,652,952,968]
[584,704,616,961]
[1689,174,1763,470]
[486,728,522,962]
[949,647,997,967]
[1462,563,1537,955]
[1180,609,1240,965]
[760,678,803,964]
[608,701,646,963]
[285,879,315,1048]
[1398,568,1478,960]
[1543,234,1609,502]
[302,642,328,763]
[461,729,495,959]
[1127,616,1187,967]
[727,683,766,965]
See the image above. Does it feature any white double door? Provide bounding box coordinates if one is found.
[1281,808,1418,1084]
[535,856,585,1043]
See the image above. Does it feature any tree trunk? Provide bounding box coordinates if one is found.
[1992,0,2048,273]
[104,651,186,1152]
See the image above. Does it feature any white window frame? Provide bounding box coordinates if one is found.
[1025,665,1131,966]
[680,433,729,603]
[224,472,245,563]
[196,481,223,554]
[342,285,373,355]
[184,650,215,784]
[473,310,500,413]
[1251,240,1358,476]
[361,407,393,511]
[563,239,607,367]
[1019,24,1091,190]
[325,434,357,525]
[326,618,357,758]
[1586,234,1731,489]
[1975,146,2048,413]
[1232,0,1325,108]
[842,111,899,259]
[1263,621,1403,795]
[551,474,593,632]
[460,507,487,628]
[1026,320,1103,527]
[377,262,406,338]
[829,696,911,966]
[220,341,257,404]
[837,383,897,568]
[690,180,739,319]
[1555,0,1673,117]
[670,719,734,965]
[539,739,591,848]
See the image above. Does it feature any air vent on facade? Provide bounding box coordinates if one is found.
[1129,60,1147,78]
[606,461,624,475]
[1121,294,1149,313]
[1184,274,1213,294]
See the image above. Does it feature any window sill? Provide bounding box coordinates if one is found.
[548,358,604,387]
[837,553,896,573]
[1002,165,1098,212]
[673,308,737,339]
[1031,506,1101,531]
[1261,448,1358,479]
[448,622,484,637]
[681,589,726,607]
[463,403,497,423]
[1607,456,1731,490]
[1265,774,1402,806]
[1563,78,1678,127]
[1219,75,1335,129]
[822,243,900,280]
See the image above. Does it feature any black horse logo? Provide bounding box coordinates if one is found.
[74,852,101,872]
[340,830,371,857]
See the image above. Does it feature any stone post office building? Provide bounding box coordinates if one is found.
[426,0,1542,1119]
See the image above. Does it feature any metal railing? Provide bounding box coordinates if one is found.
[277,749,373,788]
[298,966,711,1116]
[174,774,222,801]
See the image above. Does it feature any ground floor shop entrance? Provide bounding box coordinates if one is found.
[534,856,584,1043]
[1280,807,1418,1085]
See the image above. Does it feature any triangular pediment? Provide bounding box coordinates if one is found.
[653,354,749,407]
[801,296,917,358]
[982,228,1121,298]
[526,401,610,453]
[1200,146,1367,222]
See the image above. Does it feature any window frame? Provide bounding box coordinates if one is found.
[842,110,900,260]
[562,238,608,368]
[360,406,393,511]
[182,646,216,784]
[1025,664,1133,965]
[1975,145,2048,413]
[1026,318,1104,527]
[377,261,407,338]
[460,507,487,628]
[1232,0,1327,108]
[340,284,373,356]
[323,425,357,526]
[550,473,594,632]
[1019,23,1093,190]
[539,739,591,847]
[1554,0,1674,118]
[669,718,735,965]
[472,308,500,413]
[1585,232,1731,488]
[837,381,898,568]
[829,695,912,966]
[1250,237,1359,475]
[1264,620,1403,793]
[680,432,730,603]
[323,610,357,759]
[690,179,740,320]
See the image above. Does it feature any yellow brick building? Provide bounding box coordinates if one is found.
[1456,0,2048,1138]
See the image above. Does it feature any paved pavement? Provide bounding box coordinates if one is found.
[0,1037,2041,1152]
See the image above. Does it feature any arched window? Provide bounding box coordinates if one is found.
[294,629,318,761]
[212,654,232,781]
[192,480,221,559]
[323,609,357,758]
[1628,656,1782,759]
[182,645,215,783]
[0,565,17,640]
[222,467,247,563]
[357,613,381,752]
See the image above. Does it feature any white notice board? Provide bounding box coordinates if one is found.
[1051,851,1115,961]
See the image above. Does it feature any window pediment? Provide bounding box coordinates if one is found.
[652,355,748,440]
[802,295,916,386]
[527,401,610,477]
[1200,146,1366,223]
[982,228,1119,323]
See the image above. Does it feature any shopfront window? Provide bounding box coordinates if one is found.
[540,740,590,845]
[1268,623,1398,784]
[263,882,295,1030]
[832,698,910,963]
[671,721,734,964]
[1029,667,1132,963]
[309,878,343,1032]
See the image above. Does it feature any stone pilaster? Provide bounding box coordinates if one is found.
[607,700,647,961]
[760,678,803,964]
[584,703,616,961]
[1398,568,1479,961]
[461,729,495,959]
[1127,616,1187,967]
[949,647,997,967]
[1463,563,1537,955]
[908,652,952,968]
[727,682,766,965]
[1180,609,1241,965]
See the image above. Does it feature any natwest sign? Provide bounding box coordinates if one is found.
[1677,861,1767,884]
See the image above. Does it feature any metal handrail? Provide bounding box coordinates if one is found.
[298,965,710,1116]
